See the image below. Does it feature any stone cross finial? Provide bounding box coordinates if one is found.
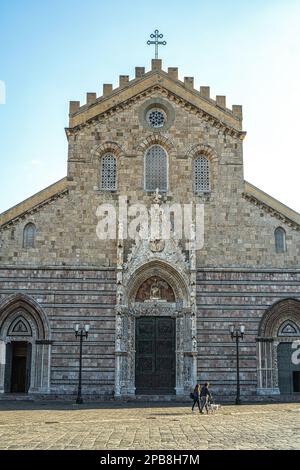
[147,29,166,59]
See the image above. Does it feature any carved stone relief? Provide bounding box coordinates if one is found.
[114,223,197,397]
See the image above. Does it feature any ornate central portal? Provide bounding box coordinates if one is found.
[135,316,176,395]
[114,221,198,398]
[115,301,196,397]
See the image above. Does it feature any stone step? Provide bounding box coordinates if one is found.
[0,393,299,404]
[0,394,35,401]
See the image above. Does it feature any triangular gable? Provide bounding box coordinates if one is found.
[67,60,244,136]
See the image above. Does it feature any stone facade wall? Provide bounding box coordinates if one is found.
[0,267,116,396]
[1,90,300,268]
[0,66,300,398]
[0,267,299,397]
[196,270,300,396]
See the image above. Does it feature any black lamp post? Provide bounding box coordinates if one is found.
[74,324,90,404]
[230,324,245,405]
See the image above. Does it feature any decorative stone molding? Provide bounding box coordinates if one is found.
[278,320,300,336]
[272,340,280,389]
[0,189,68,231]
[67,83,245,141]
[134,132,176,157]
[91,141,125,160]
[258,298,300,338]
[114,226,197,397]
[185,143,218,163]
[138,97,175,131]
[243,193,300,231]
[114,304,195,397]
[7,315,32,336]
[0,294,51,394]
[256,298,300,396]
[123,242,190,307]
[129,302,183,317]
[0,293,51,340]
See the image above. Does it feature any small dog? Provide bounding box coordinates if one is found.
[209,403,221,413]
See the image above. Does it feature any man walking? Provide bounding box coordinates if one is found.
[200,382,211,414]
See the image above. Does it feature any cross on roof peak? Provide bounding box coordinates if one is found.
[147,29,167,59]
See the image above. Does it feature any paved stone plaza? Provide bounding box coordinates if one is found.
[0,401,299,450]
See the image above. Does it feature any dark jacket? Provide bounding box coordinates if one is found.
[200,386,211,398]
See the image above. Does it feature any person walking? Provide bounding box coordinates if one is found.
[200,382,211,414]
[191,384,201,413]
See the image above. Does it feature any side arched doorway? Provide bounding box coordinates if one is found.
[0,294,51,395]
[257,299,300,395]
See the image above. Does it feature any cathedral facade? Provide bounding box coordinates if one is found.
[0,59,300,399]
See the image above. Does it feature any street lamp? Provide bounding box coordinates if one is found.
[230,324,245,405]
[74,324,90,404]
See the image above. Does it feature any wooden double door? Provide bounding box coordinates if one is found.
[278,342,300,394]
[135,317,176,395]
[4,342,32,393]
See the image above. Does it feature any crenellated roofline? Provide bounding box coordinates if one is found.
[66,59,244,137]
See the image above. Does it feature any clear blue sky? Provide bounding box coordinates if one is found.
[1,0,300,213]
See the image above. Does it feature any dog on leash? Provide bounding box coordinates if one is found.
[209,403,221,413]
[207,396,221,413]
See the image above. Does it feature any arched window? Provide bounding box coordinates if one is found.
[23,223,36,248]
[100,154,117,190]
[275,227,286,253]
[144,145,168,192]
[193,155,210,192]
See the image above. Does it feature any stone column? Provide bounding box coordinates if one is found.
[0,340,5,393]
[256,338,280,396]
[189,222,198,388]
[191,333,198,385]
[175,315,184,395]
[126,315,136,395]
[114,311,123,397]
[183,354,194,392]
[272,340,280,394]
[33,340,52,394]
[115,224,125,397]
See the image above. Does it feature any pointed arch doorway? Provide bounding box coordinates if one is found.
[257,299,300,395]
[0,294,52,395]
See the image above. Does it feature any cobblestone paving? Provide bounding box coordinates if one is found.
[0,402,299,450]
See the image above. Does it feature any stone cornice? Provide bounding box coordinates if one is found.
[243,181,300,230]
[0,180,68,229]
[0,265,116,271]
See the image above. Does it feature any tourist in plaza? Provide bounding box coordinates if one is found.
[200,382,212,414]
[191,384,201,413]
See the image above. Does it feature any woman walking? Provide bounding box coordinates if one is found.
[191,384,201,413]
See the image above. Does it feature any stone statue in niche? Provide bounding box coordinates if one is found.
[136,277,174,304]
[192,336,197,352]
[152,188,162,205]
[150,279,162,300]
